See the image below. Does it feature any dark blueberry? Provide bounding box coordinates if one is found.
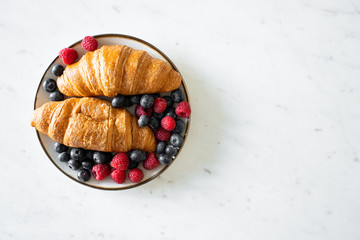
[128,160,139,170]
[77,169,91,182]
[138,115,150,127]
[153,111,165,120]
[58,152,70,162]
[140,94,154,108]
[42,78,57,92]
[49,91,64,101]
[130,95,141,105]
[156,141,166,154]
[165,107,177,120]
[159,154,172,165]
[70,148,86,161]
[123,97,133,107]
[163,96,173,108]
[81,160,94,170]
[129,150,146,162]
[149,117,160,130]
[52,64,64,76]
[85,150,94,160]
[171,88,184,103]
[93,151,111,164]
[54,142,68,153]
[111,94,125,108]
[173,119,185,133]
[152,93,160,99]
[68,159,81,170]
[165,145,179,156]
[170,133,184,147]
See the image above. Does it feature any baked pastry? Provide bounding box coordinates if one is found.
[30,97,156,152]
[57,45,182,97]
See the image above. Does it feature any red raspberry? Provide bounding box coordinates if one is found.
[128,168,144,183]
[153,97,167,113]
[175,101,191,118]
[111,152,129,170]
[92,164,111,181]
[135,105,146,118]
[155,127,171,141]
[161,116,176,131]
[111,169,126,184]
[145,107,153,117]
[143,152,160,170]
[59,48,78,65]
[81,36,98,51]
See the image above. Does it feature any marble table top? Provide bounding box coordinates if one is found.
[1,0,360,239]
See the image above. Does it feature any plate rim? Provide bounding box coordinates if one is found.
[33,33,191,190]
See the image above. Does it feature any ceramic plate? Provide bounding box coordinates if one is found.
[34,34,190,190]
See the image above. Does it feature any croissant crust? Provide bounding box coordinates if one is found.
[57,45,182,97]
[31,97,156,152]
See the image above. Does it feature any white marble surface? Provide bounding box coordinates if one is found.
[1,0,360,239]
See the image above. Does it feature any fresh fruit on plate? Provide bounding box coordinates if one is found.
[33,35,192,188]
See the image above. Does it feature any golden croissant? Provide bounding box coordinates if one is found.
[57,45,182,97]
[30,97,156,152]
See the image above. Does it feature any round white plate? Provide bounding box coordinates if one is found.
[34,34,190,190]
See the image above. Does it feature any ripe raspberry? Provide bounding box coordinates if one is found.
[143,152,160,170]
[135,105,146,118]
[175,101,191,118]
[111,152,129,170]
[111,169,126,184]
[59,48,78,65]
[145,107,153,117]
[81,36,98,51]
[161,116,176,131]
[153,97,167,113]
[92,164,111,181]
[128,168,144,183]
[155,127,171,141]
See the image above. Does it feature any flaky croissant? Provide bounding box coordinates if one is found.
[57,45,182,97]
[31,97,156,152]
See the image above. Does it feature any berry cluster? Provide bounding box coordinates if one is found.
[54,143,156,184]
[130,88,191,166]
[42,65,65,101]
[59,36,98,65]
